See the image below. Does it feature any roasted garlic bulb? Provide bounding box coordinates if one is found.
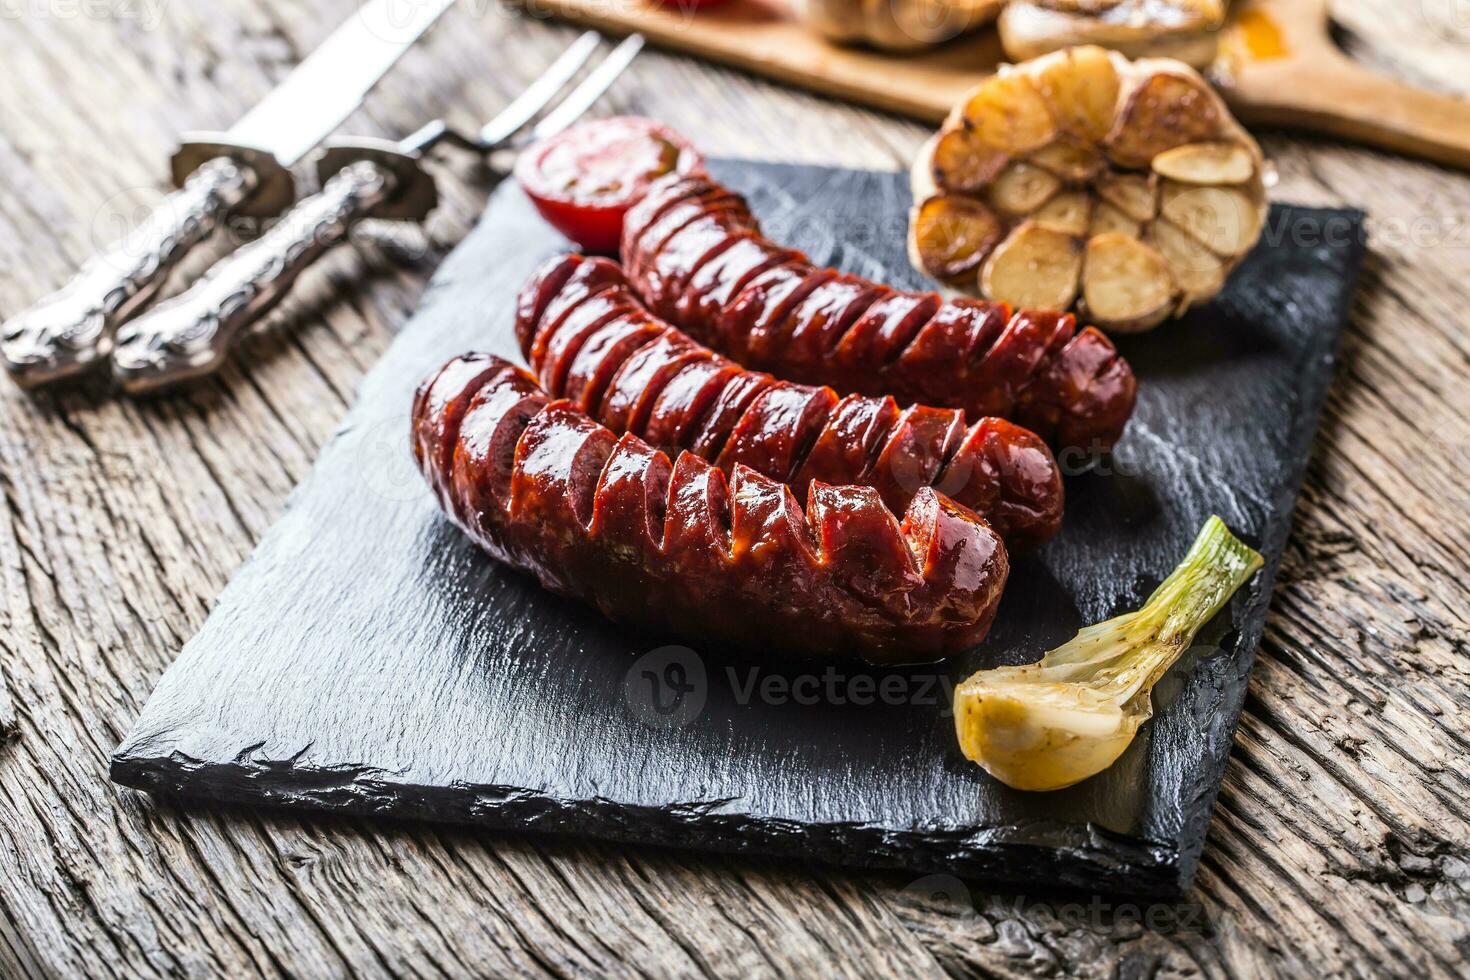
[791,0,1003,52]
[999,1,1227,69]
[910,46,1266,332]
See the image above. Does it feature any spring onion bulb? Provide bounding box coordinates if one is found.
[954,516,1263,791]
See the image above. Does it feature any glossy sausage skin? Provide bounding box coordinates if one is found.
[412,354,1009,663]
[620,174,1137,451]
[516,254,1065,550]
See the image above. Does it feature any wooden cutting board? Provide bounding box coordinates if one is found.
[523,0,1470,170]
[111,160,1365,896]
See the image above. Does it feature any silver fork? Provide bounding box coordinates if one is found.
[112,32,644,394]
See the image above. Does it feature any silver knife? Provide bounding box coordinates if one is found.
[1,0,456,389]
[112,33,644,394]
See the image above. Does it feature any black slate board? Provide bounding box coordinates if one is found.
[111,161,1365,896]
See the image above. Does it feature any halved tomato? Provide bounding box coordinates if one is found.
[516,117,704,254]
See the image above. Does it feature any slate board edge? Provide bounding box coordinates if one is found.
[110,752,1179,895]
[1165,211,1368,891]
[106,161,1366,900]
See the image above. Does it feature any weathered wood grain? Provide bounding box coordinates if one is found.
[0,0,1467,977]
[0,664,15,744]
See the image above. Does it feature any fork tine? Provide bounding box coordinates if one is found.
[523,34,645,145]
[476,30,602,149]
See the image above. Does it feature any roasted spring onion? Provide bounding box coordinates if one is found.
[954,516,1263,791]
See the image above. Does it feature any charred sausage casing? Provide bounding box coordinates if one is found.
[515,253,1065,550]
[620,173,1137,452]
[412,353,1010,663]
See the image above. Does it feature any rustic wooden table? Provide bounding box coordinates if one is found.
[1,1,1467,976]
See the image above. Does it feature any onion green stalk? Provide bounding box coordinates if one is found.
[954,516,1263,792]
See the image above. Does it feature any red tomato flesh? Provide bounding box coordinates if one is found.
[516,117,703,254]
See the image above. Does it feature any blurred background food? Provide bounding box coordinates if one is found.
[789,0,1228,64]
[791,0,1003,51]
[998,0,1227,67]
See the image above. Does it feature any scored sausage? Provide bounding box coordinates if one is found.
[619,173,1137,452]
[516,253,1065,550]
[412,353,1009,663]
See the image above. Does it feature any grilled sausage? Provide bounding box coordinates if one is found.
[516,253,1065,550]
[620,173,1137,451]
[412,354,1009,663]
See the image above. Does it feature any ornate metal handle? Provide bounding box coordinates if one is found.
[1,157,256,388]
[112,161,396,393]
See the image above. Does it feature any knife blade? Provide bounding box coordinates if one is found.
[1,0,455,389]
[111,33,645,394]
[227,0,458,174]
